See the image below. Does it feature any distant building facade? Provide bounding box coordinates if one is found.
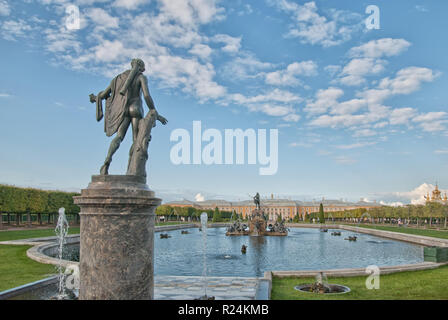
[165,197,380,220]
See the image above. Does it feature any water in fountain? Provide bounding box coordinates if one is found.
[198,212,214,300]
[53,207,69,300]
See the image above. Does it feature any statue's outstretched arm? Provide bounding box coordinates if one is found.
[98,84,112,100]
[140,75,167,125]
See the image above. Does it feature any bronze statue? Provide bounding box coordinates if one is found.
[89,58,167,176]
[253,192,260,210]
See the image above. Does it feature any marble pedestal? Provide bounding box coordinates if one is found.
[73,175,161,300]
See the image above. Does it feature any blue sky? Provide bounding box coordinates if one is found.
[0,0,447,205]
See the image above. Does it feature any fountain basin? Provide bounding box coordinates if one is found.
[27,227,425,277]
[294,283,351,294]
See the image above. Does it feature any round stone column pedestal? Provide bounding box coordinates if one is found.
[73,175,161,300]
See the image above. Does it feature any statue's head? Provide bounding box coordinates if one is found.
[131,58,145,72]
[119,58,146,96]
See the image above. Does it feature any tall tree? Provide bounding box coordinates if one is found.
[319,203,325,224]
[212,207,221,222]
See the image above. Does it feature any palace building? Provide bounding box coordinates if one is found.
[165,196,380,220]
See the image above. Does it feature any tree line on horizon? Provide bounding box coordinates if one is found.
[156,205,237,222]
[293,202,448,226]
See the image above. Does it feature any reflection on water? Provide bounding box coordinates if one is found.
[155,227,424,277]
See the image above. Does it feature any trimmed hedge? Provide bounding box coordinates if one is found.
[0,184,80,215]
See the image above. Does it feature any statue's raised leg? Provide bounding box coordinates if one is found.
[100,117,131,175]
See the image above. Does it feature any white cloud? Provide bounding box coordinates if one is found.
[412,111,447,132]
[113,0,150,10]
[30,0,230,103]
[44,25,82,55]
[93,40,126,62]
[195,193,205,202]
[310,113,381,128]
[85,7,119,31]
[151,55,227,101]
[1,20,33,41]
[330,98,366,115]
[335,142,376,150]
[306,66,440,131]
[237,4,253,16]
[305,87,344,114]
[157,0,225,26]
[212,34,241,53]
[0,93,12,98]
[352,129,376,137]
[189,43,213,60]
[290,141,312,148]
[231,88,302,105]
[221,53,273,81]
[248,103,294,117]
[389,107,417,125]
[379,201,404,207]
[283,113,300,122]
[265,60,317,86]
[434,150,448,155]
[0,0,10,16]
[415,5,428,13]
[373,121,388,129]
[335,38,411,87]
[324,65,341,76]
[349,38,411,59]
[338,58,386,86]
[379,67,439,95]
[270,0,362,47]
[386,183,444,205]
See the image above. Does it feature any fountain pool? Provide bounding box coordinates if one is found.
[51,227,424,277]
[154,227,423,277]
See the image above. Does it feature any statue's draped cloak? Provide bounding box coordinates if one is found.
[95,69,144,137]
[104,70,130,137]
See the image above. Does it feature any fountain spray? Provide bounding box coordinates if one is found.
[54,207,69,300]
[198,212,214,300]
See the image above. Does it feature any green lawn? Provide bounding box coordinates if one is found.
[0,245,56,292]
[352,224,448,240]
[271,265,448,300]
[0,227,80,242]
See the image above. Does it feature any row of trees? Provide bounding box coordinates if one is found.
[327,203,448,220]
[0,184,80,226]
[155,205,237,222]
[290,202,448,227]
[315,203,448,228]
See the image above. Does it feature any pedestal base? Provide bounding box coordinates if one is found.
[73,175,161,300]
